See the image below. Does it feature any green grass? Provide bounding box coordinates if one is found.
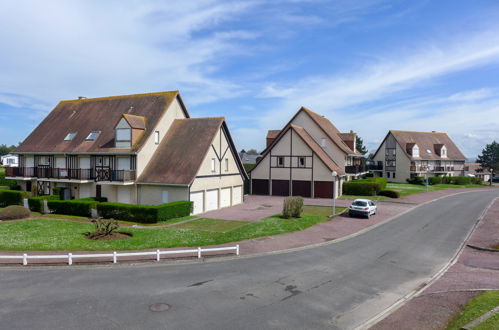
[338,195,391,201]
[171,218,250,232]
[303,205,347,216]
[445,290,499,330]
[0,211,335,250]
[243,163,256,172]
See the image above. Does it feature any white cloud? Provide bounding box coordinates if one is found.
[447,88,495,102]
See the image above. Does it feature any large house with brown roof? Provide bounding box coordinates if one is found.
[370,130,466,183]
[6,91,247,215]
[249,107,365,198]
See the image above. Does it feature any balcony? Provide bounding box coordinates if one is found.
[345,165,368,174]
[410,166,455,172]
[435,166,454,172]
[367,164,383,171]
[6,167,136,182]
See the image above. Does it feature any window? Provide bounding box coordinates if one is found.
[225,158,229,172]
[298,157,306,168]
[86,131,101,141]
[385,160,396,167]
[413,145,419,157]
[393,172,396,179]
[38,156,50,165]
[441,147,447,157]
[64,132,77,141]
[154,131,160,144]
[320,138,326,147]
[211,158,216,172]
[277,157,284,167]
[387,172,390,178]
[426,149,432,154]
[385,148,396,156]
[116,128,130,141]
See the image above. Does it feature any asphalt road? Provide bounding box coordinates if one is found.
[1,190,497,330]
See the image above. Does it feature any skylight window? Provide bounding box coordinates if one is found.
[86,131,101,141]
[64,132,77,141]
[426,149,432,154]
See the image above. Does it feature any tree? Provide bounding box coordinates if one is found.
[0,144,16,157]
[240,149,246,154]
[477,141,499,175]
[356,136,368,155]
[246,149,259,155]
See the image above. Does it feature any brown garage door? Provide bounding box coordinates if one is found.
[292,180,311,197]
[252,179,269,195]
[314,181,334,198]
[272,180,290,196]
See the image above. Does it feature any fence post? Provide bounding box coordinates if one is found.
[68,253,73,265]
[23,253,28,266]
[236,244,240,256]
[156,249,160,262]
[113,251,117,264]
[197,247,202,259]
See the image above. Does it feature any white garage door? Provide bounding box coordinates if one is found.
[232,186,242,205]
[205,189,219,212]
[190,191,204,215]
[117,186,131,204]
[220,188,231,208]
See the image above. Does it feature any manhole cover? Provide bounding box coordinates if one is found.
[149,303,171,312]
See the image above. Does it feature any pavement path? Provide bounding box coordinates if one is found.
[0,189,498,330]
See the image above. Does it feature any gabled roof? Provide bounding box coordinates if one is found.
[14,91,188,154]
[122,114,146,129]
[389,130,466,160]
[137,118,248,185]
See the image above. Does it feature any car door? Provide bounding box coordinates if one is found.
[369,201,376,214]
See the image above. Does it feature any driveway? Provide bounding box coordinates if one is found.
[1,190,497,330]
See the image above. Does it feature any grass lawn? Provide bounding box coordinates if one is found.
[303,205,347,216]
[0,208,339,250]
[338,195,391,201]
[445,290,499,330]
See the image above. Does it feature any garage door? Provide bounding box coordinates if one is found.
[314,181,334,198]
[251,179,269,195]
[232,186,242,205]
[205,189,219,212]
[117,186,131,204]
[292,180,311,197]
[220,188,231,208]
[272,180,290,196]
[190,191,204,215]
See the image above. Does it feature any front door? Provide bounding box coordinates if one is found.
[96,185,102,199]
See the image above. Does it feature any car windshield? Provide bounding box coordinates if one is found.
[352,201,368,207]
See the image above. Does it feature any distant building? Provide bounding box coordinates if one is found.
[1,154,18,167]
[239,152,260,164]
[464,162,491,182]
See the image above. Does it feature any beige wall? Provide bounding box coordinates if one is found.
[138,185,189,205]
[136,97,186,176]
[393,142,411,183]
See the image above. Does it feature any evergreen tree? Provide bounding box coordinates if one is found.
[356,136,368,155]
[477,141,499,174]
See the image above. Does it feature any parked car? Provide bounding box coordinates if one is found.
[492,177,499,183]
[349,199,377,218]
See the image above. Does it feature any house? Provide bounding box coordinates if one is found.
[1,154,18,167]
[370,130,466,183]
[464,162,491,182]
[6,91,248,215]
[248,107,365,198]
[239,152,260,164]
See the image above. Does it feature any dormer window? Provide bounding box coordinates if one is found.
[441,146,447,158]
[412,145,419,157]
[86,131,101,141]
[64,132,77,141]
[116,128,131,142]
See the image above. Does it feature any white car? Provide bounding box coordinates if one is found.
[348,199,377,218]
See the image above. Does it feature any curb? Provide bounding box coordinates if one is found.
[354,195,499,330]
[466,244,499,253]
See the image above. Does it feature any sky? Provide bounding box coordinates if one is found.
[1,0,499,159]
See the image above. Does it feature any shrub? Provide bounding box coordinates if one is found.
[282,196,304,219]
[454,176,472,185]
[354,177,387,190]
[97,200,193,223]
[378,190,400,198]
[92,218,119,236]
[28,194,59,212]
[429,176,442,185]
[0,205,30,220]
[343,182,382,196]
[9,184,21,191]
[406,176,425,185]
[77,197,108,202]
[0,189,28,207]
[471,177,482,184]
[47,199,97,217]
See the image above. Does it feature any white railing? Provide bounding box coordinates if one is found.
[0,245,240,266]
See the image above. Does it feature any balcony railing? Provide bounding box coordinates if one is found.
[6,167,136,182]
[345,165,368,174]
[367,164,383,171]
[410,166,455,172]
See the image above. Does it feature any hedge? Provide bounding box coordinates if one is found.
[407,176,425,185]
[354,177,387,190]
[28,194,59,212]
[429,176,442,185]
[47,199,98,217]
[378,190,400,198]
[343,182,382,196]
[0,189,28,207]
[97,200,193,223]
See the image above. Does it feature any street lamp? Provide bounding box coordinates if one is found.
[490,168,494,186]
[331,171,337,217]
[426,168,429,192]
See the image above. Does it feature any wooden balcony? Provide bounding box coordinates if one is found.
[6,167,136,182]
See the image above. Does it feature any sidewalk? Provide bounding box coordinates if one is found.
[371,195,499,330]
[0,187,496,266]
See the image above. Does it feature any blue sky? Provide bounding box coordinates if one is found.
[1,0,499,159]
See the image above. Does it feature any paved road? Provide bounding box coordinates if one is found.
[1,190,497,330]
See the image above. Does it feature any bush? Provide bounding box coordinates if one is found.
[378,190,400,198]
[343,182,382,196]
[282,196,304,219]
[0,205,30,220]
[92,218,119,236]
[77,197,108,202]
[407,176,425,185]
[28,194,59,212]
[454,176,472,185]
[0,189,28,207]
[354,177,387,190]
[47,199,98,217]
[429,176,442,185]
[97,200,193,223]
[9,184,21,191]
